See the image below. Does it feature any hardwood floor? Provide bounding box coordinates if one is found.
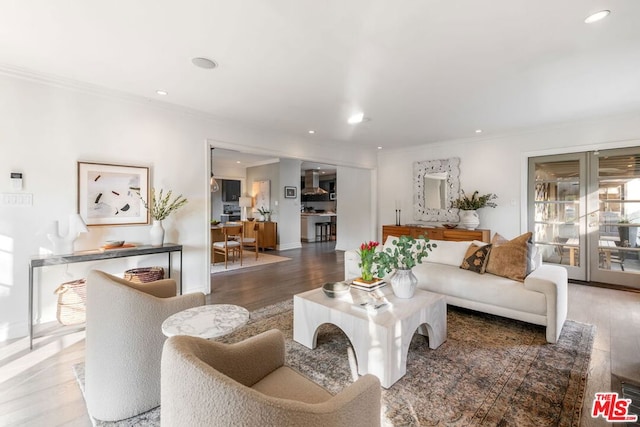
[0,241,638,426]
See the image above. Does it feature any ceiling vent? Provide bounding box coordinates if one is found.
[301,170,328,195]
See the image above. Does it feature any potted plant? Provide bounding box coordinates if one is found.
[374,235,436,298]
[451,190,497,230]
[257,206,272,222]
[139,188,188,246]
[357,241,380,283]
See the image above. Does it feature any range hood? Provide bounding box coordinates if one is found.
[301,170,328,195]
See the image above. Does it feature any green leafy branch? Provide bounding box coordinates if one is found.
[139,188,188,221]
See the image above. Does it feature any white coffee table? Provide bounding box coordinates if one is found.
[293,286,446,388]
[162,304,249,339]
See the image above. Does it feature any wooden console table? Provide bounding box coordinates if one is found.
[382,225,490,243]
[243,221,277,250]
[28,243,183,350]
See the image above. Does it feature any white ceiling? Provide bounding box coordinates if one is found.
[1,1,639,149]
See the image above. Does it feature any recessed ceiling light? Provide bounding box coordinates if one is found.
[585,10,610,24]
[192,57,218,69]
[377,146,383,150]
[475,129,483,133]
[308,130,315,134]
[236,161,241,164]
[348,112,364,124]
[156,90,168,96]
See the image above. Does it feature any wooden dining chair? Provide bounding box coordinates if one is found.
[212,224,243,269]
[242,222,260,260]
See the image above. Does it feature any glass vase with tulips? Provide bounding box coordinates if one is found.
[358,241,380,282]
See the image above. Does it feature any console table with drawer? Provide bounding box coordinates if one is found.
[382,225,490,243]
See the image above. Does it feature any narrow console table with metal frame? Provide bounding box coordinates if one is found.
[28,243,183,350]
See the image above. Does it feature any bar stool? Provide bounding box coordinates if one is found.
[329,217,337,240]
[315,222,331,242]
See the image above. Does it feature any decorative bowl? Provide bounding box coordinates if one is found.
[247,217,255,221]
[104,240,125,248]
[322,281,350,298]
[442,224,458,229]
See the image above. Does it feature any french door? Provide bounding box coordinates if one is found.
[529,153,587,280]
[529,148,640,288]
[589,148,640,287]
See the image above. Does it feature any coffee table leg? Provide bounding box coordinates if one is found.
[293,296,318,349]
[416,299,447,349]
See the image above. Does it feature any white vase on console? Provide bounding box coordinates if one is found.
[150,220,165,246]
[460,210,480,230]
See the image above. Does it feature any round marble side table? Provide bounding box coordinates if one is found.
[161,304,250,339]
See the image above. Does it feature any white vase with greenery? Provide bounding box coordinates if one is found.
[451,190,497,230]
[460,210,480,230]
[139,188,188,246]
[374,235,435,299]
[149,220,165,246]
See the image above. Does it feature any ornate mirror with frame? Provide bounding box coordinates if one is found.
[413,157,460,222]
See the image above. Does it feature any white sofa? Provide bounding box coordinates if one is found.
[344,236,568,343]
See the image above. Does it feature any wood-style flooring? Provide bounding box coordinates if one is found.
[0,241,638,427]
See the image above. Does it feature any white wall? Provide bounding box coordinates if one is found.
[378,113,640,241]
[0,73,376,341]
[278,158,303,250]
[246,163,280,218]
[335,166,376,251]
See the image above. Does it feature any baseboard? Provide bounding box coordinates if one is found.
[570,279,640,293]
[277,242,302,251]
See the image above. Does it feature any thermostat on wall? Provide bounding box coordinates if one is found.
[10,172,23,191]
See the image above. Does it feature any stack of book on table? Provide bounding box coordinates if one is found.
[351,288,390,314]
[351,277,387,292]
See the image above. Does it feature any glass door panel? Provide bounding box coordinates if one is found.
[529,154,586,281]
[590,149,640,288]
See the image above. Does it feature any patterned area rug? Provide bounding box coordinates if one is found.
[74,299,594,426]
[210,251,290,274]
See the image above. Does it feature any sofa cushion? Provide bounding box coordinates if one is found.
[422,239,474,267]
[413,262,546,316]
[460,243,493,274]
[383,235,400,252]
[491,232,537,274]
[486,232,532,282]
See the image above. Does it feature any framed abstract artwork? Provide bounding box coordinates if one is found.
[284,186,297,198]
[252,180,270,211]
[77,162,149,226]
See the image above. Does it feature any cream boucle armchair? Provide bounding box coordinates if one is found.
[161,329,381,427]
[85,269,205,422]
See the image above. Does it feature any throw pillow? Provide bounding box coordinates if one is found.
[485,232,533,282]
[460,243,493,274]
[427,240,474,267]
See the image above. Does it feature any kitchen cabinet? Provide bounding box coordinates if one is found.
[222,180,241,202]
[382,225,490,243]
[243,221,277,250]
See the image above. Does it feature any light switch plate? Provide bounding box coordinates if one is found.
[1,193,33,206]
[10,172,23,191]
